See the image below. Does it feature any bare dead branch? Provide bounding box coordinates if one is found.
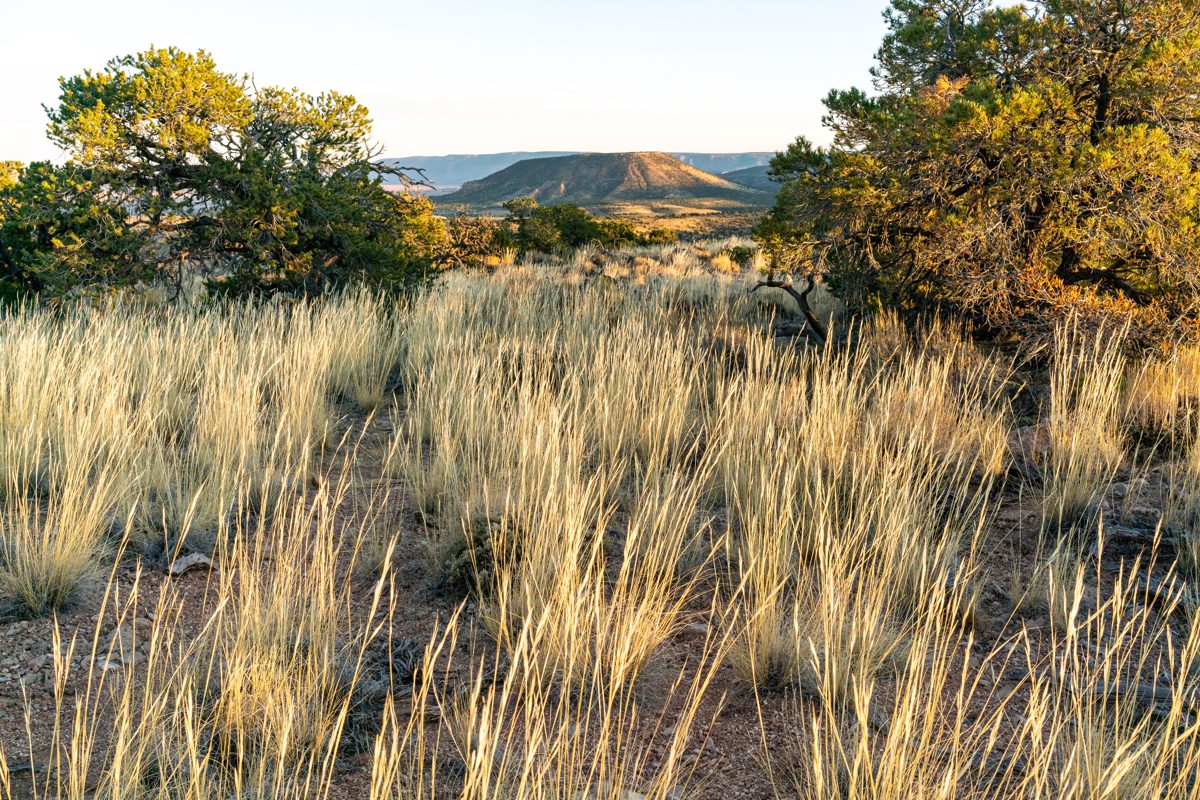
[751,279,828,345]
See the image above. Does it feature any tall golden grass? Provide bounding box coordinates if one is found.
[0,248,1197,799]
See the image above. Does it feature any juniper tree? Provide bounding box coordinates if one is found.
[30,47,442,298]
[763,0,1200,346]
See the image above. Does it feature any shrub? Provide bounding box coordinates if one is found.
[435,212,515,268]
[0,161,142,302]
[501,196,678,256]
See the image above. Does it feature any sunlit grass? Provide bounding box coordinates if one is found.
[0,249,1197,799]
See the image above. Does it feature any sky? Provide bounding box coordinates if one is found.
[0,0,889,163]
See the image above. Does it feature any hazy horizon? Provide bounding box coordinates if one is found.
[0,0,887,164]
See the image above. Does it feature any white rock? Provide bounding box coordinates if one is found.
[168,552,214,577]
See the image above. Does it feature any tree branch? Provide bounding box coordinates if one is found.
[750,279,828,345]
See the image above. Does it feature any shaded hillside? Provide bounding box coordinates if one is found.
[437,152,769,208]
[380,151,771,192]
[380,152,575,192]
[671,152,772,174]
[723,164,780,193]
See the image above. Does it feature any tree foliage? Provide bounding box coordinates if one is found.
[762,0,1200,346]
[2,47,443,300]
[0,161,139,302]
[501,196,676,255]
[434,211,513,268]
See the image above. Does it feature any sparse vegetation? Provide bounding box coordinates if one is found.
[0,243,1198,799]
[6,1,1200,796]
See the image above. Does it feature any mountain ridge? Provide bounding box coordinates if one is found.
[380,151,772,192]
[435,151,769,208]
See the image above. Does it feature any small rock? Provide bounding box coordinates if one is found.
[168,552,214,578]
[106,625,140,666]
[1086,498,1114,520]
[1127,506,1162,528]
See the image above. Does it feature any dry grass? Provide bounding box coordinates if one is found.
[0,249,1197,799]
[1123,345,1200,439]
[1042,323,1127,534]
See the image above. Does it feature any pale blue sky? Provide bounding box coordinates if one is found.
[1,0,888,162]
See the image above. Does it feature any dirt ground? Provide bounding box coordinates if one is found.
[0,406,1185,799]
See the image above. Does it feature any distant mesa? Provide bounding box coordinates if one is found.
[433,152,771,209]
[378,151,772,195]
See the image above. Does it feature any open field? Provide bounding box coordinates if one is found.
[2,241,1200,799]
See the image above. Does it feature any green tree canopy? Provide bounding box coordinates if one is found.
[0,162,139,302]
[762,0,1200,346]
[501,196,676,255]
[4,46,443,299]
